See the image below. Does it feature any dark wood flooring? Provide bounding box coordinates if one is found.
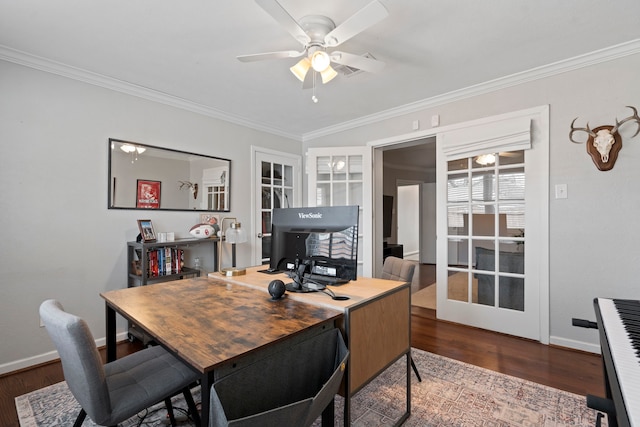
[0,265,604,427]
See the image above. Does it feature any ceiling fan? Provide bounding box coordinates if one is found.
[237,0,388,90]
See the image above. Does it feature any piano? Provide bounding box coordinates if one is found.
[593,298,640,427]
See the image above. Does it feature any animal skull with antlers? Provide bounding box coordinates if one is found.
[179,181,198,199]
[569,106,640,171]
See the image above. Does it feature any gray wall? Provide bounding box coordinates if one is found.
[0,60,300,373]
[304,52,640,352]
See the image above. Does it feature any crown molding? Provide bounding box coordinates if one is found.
[0,45,300,141]
[302,39,640,142]
[2,39,639,143]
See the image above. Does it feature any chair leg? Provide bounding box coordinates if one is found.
[165,397,177,426]
[183,387,202,427]
[73,409,87,427]
[411,356,422,382]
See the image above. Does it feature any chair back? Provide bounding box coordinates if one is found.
[39,299,111,422]
[380,256,416,283]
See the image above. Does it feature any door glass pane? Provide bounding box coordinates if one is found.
[317,156,331,180]
[473,239,496,271]
[333,156,347,181]
[447,173,469,202]
[447,238,468,268]
[499,150,525,166]
[333,183,347,205]
[448,158,468,172]
[447,204,467,235]
[316,183,330,206]
[498,276,524,311]
[348,156,363,180]
[448,270,469,302]
[471,207,495,236]
[261,186,271,209]
[349,182,363,205]
[498,168,525,200]
[472,171,495,202]
[476,272,496,306]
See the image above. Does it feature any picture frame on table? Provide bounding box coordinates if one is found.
[137,219,156,243]
[136,179,161,209]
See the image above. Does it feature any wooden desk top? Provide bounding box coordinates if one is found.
[214,266,409,311]
[101,277,342,374]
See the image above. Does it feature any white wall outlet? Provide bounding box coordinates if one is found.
[555,184,568,199]
[431,114,440,127]
[412,119,420,130]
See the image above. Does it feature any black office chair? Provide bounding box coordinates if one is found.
[380,256,422,382]
[39,299,201,427]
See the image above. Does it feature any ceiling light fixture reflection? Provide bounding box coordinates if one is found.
[120,144,146,154]
[475,154,496,166]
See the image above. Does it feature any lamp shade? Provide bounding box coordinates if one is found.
[225,222,247,244]
[290,57,311,82]
[320,66,338,84]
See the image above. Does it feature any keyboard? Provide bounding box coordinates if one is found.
[305,274,350,286]
[594,298,640,427]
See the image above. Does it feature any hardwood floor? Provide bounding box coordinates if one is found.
[0,268,605,427]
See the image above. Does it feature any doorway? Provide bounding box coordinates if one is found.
[381,140,438,308]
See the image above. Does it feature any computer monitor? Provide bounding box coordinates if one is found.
[269,206,359,284]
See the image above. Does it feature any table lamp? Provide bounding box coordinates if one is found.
[219,218,248,276]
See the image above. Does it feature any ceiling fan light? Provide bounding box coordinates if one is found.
[290,57,311,82]
[311,50,331,72]
[320,65,338,84]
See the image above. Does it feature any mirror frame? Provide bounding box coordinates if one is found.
[108,138,231,212]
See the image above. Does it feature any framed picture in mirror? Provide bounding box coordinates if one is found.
[136,179,161,209]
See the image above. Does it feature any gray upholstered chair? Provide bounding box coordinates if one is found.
[380,256,422,382]
[39,299,201,427]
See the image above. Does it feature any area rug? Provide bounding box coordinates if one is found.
[16,348,603,426]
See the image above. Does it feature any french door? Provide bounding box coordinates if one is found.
[306,147,372,277]
[436,106,549,342]
[252,148,302,267]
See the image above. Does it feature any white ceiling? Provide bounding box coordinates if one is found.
[2,0,640,140]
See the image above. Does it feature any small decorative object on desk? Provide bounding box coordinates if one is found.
[137,219,156,242]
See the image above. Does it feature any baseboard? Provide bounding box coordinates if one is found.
[549,335,600,355]
[0,332,129,376]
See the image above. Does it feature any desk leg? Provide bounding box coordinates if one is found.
[200,372,212,426]
[105,305,116,363]
[343,365,350,426]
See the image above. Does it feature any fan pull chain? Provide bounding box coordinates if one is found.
[312,71,318,103]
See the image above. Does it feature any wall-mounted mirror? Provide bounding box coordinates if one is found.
[108,139,231,211]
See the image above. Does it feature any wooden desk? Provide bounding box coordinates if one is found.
[221,267,412,426]
[101,277,342,427]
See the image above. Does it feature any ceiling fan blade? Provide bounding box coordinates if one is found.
[255,0,311,45]
[330,51,385,73]
[237,50,305,62]
[323,0,388,47]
